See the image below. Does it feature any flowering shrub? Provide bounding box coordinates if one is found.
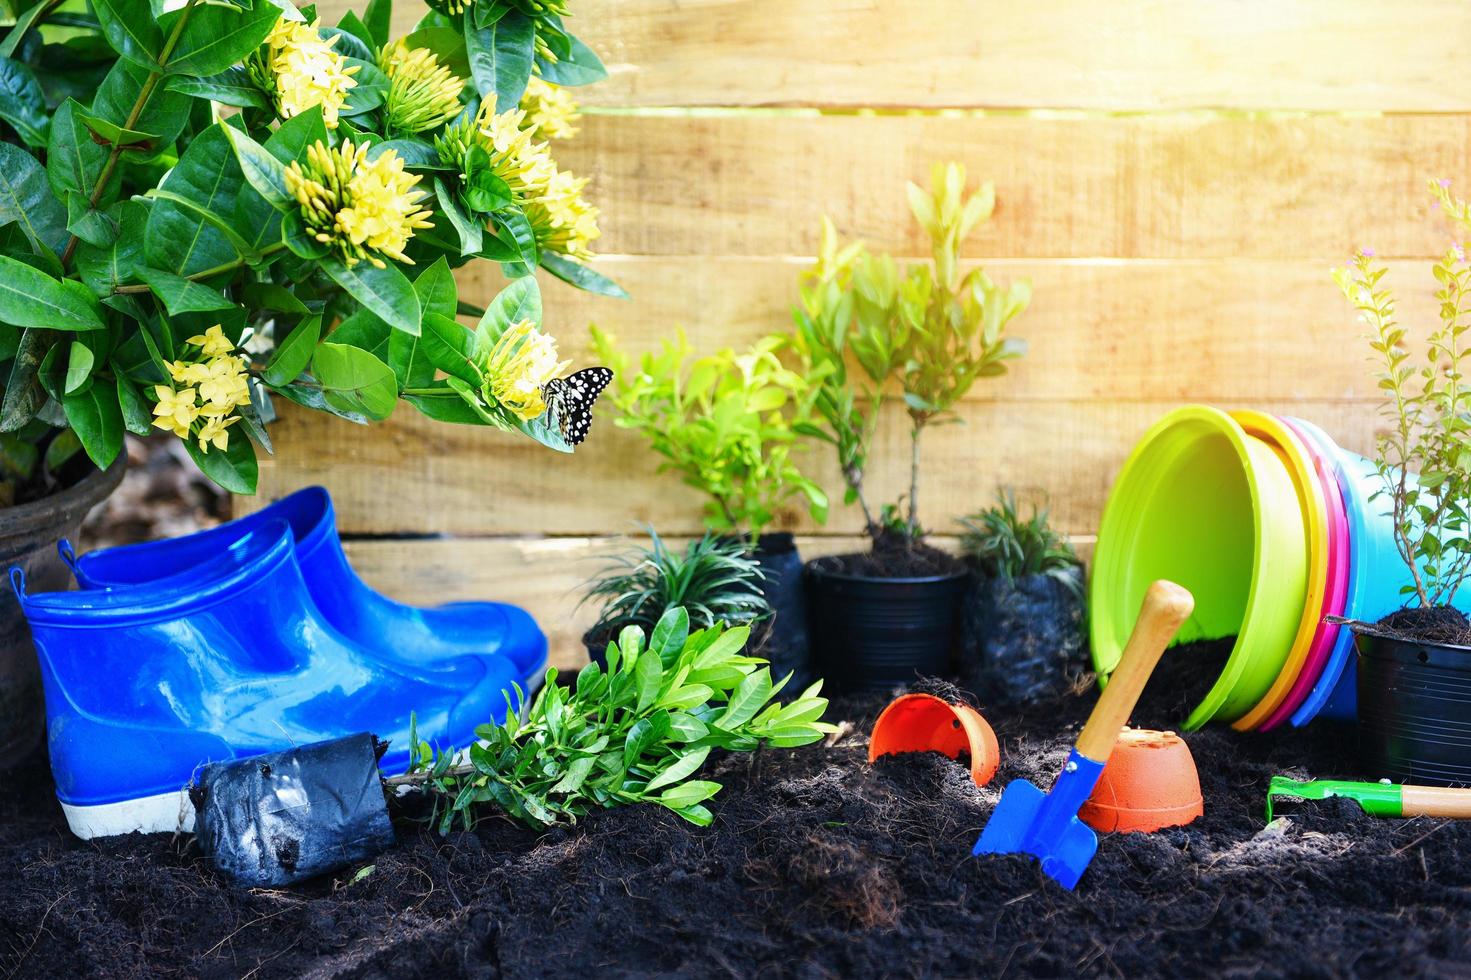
[0,0,617,496]
[1334,180,1471,609]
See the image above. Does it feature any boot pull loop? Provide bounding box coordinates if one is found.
[9,566,25,600]
[57,539,78,572]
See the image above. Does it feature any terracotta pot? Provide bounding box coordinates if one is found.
[868,692,999,787]
[1078,728,1204,833]
[0,455,125,764]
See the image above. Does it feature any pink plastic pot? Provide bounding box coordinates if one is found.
[1258,417,1352,731]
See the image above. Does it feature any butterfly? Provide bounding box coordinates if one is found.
[542,367,613,445]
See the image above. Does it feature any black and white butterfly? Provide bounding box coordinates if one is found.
[542,367,613,445]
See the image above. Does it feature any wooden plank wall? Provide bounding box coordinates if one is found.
[260,0,1471,667]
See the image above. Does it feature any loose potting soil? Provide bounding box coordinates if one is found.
[5,640,1471,978]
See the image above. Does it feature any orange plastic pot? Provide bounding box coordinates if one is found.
[1078,728,1204,833]
[868,693,1000,787]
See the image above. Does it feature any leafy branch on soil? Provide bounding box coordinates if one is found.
[1335,183,1471,608]
[396,607,837,831]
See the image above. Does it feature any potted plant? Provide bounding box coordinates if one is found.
[789,162,1031,692]
[0,0,618,758]
[579,529,770,667]
[591,328,827,687]
[957,490,1085,703]
[1335,183,1471,784]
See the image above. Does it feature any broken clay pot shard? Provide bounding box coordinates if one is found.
[868,693,1000,787]
[192,732,394,888]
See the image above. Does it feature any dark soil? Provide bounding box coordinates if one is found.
[812,531,964,579]
[1376,605,1471,647]
[7,639,1471,978]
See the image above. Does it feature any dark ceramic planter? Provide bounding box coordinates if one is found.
[806,557,967,694]
[1357,627,1471,786]
[0,455,125,764]
[960,566,1086,704]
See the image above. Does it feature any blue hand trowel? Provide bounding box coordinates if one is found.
[974,580,1195,889]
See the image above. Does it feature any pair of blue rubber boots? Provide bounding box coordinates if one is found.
[14,487,547,839]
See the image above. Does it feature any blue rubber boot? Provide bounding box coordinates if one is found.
[16,520,522,839]
[67,486,546,685]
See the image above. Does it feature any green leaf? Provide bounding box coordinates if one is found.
[0,329,49,431]
[634,646,663,713]
[650,607,690,666]
[715,668,772,731]
[63,340,95,395]
[92,0,163,69]
[65,191,119,249]
[656,780,721,810]
[242,282,310,315]
[548,754,595,795]
[138,268,235,315]
[62,376,123,468]
[0,56,48,147]
[221,122,291,210]
[478,275,540,345]
[160,0,279,77]
[536,32,606,87]
[0,255,104,331]
[463,147,513,213]
[340,59,387,115]
[41,428,80,474]
[433,179,483,257]
[0,144,66,257]
[77,200,149,296]
[47,100,113,205]
[0,2,51,59]
[421,312,479,384]
[113,369,153,435]
[312,342,398,420]
[390,260,454,388]
[540,252,629,299]
[167,67,270,108]
[334,10,375,52]
[322,257,421,335]
[401,25,468,76]
[465,8,534,107]
[146,189,259,262]
[185,428,258,494]
[643,747,710,794]
[93,59,191,160]
[362,0,393,47]
[491,205,537,268]
[145,126,244,276]
[263,314,321,387]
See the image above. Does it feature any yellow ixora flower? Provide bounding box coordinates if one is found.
[481,319,569,420]
[153,326,253,453]
[188,325,235,359]
[381,39,465,135]
[285,140,435,268]
[252,17,360,129]
[196,415,240,455]
[152,386,199,439]
[519,77,579,141]
[523,167,600,259]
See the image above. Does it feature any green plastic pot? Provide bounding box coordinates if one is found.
[1090,405,1309,729]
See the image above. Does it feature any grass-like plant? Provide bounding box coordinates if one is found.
[582,529,770,637]
[958,490,1081,596]
[398,607,836,831]
[789,163,1031,542]
[0,0,617,496]
[591,328,827,538]
[1333,179,1471,610]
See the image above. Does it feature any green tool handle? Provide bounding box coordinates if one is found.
[1266,777,1471,820]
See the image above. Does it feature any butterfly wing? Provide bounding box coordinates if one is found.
[544,367,613,446]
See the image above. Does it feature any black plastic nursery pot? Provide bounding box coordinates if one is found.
[1358,628,1471,786]
[744,532,814,691]
[806,557,968,694]
[0,455,124,764]
[961,566,1086,704]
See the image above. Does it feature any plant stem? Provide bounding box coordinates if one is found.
[111,242,289,295]
[60,0,202,268]
[383,764,476,788]
[907,417,923,538]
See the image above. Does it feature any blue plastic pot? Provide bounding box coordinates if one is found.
[17,519,520,839]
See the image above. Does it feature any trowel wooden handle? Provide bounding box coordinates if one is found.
[1076,580,1194,761]
[1402,785,1471,818]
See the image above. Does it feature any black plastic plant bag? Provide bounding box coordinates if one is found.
[747,532,814,693]
[191,732,394,887]
[961,568,1086,704]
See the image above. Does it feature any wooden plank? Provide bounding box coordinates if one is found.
[320,0,1471,112]
[554,112,1468,260]
[463,257,1438,403]
[339,533,1098,670]
[249,398,1382,538]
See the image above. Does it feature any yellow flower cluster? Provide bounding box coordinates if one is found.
[285,140,435,268]
[435,96,601,259]
[256,17,360,129]
[520,77,579,140]
[381,39,465,135]
[151,327,251,454]
[482,319,569,420]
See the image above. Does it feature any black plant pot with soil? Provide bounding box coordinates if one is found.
[806,548,968,694]
[0,455,125,764]
[960,565,1086,704]
[1357,608,1471,786]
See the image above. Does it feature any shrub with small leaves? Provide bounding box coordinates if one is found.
[401,607,837,831]
[958,490,1081,596]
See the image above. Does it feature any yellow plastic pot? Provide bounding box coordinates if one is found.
[1090,406,1309,730]
[1228,411,1328,732]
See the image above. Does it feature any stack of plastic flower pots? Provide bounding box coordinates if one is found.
[1089,405,1470,731]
